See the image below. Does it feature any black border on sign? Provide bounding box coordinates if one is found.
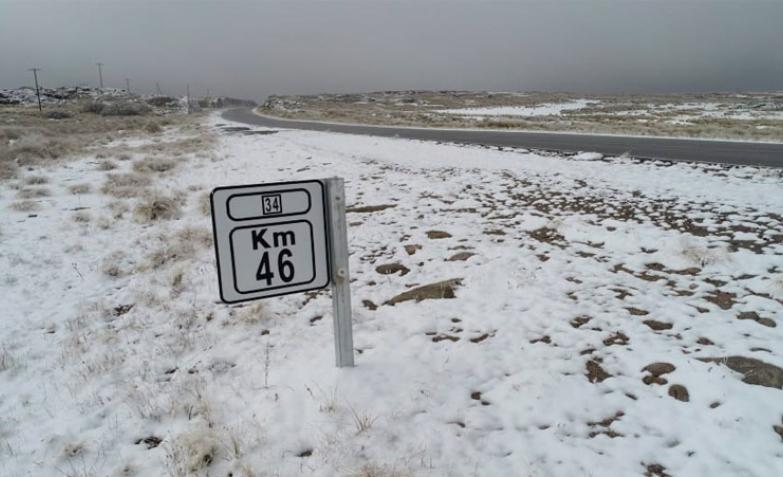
[229,220,317,294]
[210,179,330,304]
[226,188,311,221]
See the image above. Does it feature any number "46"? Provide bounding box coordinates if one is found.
[256,249,295,285]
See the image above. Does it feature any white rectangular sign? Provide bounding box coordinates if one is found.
[211,180,330,303]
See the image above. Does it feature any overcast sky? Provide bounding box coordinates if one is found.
[1,1,781,100]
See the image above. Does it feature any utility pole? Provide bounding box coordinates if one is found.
[186,83,191,114]
[28,67,42,112]
[155,82,162,95]
[96,62,104,89]
[125,78,131,95]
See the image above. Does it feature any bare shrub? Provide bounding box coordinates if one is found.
[24,175,48,185]
[225,302,264,326]
[101,250,133,278]
[96,160,117,171]
[1,134,76,166]
[9,200,40,212]
[133,157,177,174]
[165,425,221,477]
[107,200,130,219]
[72,211,91,223]
[176,226,213,248]
[133,195,183,222]
[16,187,51,199]
[69,183,91,194]
[147,239,197,270]
[0,347,19,373]
[0,162,18,180]
[144,122,163,134]
[101,172,150,198]
[199,192,211,216]
[350,464,412,477]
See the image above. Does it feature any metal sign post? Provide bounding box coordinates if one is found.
[324,177,355,367]
[211,178,355,368]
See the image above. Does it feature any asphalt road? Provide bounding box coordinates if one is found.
[222,108,783,168]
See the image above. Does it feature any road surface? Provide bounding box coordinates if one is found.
[222,108,783,168]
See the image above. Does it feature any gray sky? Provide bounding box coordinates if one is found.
[1,1,781,101]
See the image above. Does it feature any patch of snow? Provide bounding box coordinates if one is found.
[436,99,598,117]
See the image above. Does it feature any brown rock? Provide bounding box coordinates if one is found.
[698,356,783,389]
[404,244,421,255]
[668,384,689,402]
[384,278,463,305]
[447,251,476,262]
[643,320,673,331]
[375,263,410,276]
[643,362,676,377]
[737,311,776,328]
[361,299,377,311]
[426,230,452,239]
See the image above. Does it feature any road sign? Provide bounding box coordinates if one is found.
[211,180,330,303]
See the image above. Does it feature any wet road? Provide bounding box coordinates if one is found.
[223,108,783,168]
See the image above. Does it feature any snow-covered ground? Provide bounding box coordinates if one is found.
[437,99,597,117]
[2,113,783,476]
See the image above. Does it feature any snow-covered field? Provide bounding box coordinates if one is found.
[436,99,597,117]
[2,113,783,476]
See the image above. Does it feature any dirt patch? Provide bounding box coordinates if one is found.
[384,278,463,305]
[586,360,611,383]
[588,411,624,438]
[570,315,592,328]
[528,227,566,246]
[704,290,737,310]
[603,332,629,346]
[625,307,649,316]
[645,464,672,477]
[737,311,776,328]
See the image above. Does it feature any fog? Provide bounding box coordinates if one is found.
[1,1,781,101]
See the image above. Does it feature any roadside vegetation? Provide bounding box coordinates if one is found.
[259,90,783,141]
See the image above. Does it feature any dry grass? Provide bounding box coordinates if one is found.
[165,425,221,477]
[132,157,177,174]
[96,160,117,171]
[9,200,40,212]
[24,175,48,185]
[72,211,91,223]
[101,172,151,198]
[68,183,91,194]
[16,187,51,199]
[133,195,183,222]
